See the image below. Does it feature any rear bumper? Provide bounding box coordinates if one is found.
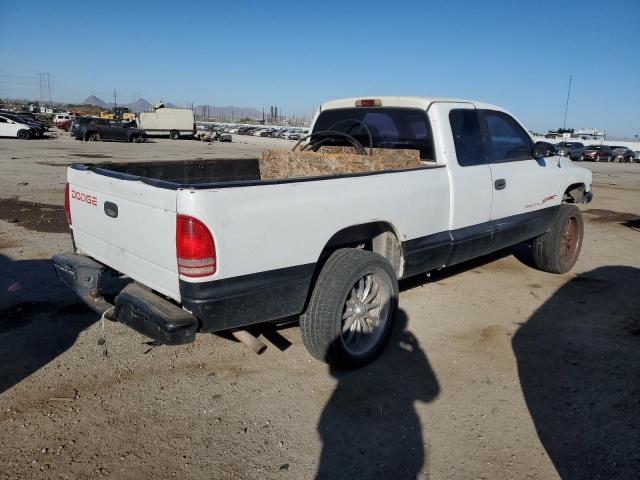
[52,253,197,345]
[180,264,315,332]
[52,253,315,343]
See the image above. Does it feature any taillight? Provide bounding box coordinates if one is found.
[355,99,382,107]
[64,182,72,225]
[176,215,216,277]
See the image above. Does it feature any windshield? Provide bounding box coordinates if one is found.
[312,107,435,160]
[587,145,602,150]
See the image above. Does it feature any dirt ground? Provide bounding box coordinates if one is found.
[0,131,639,479]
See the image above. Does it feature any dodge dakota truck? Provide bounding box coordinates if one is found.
[53,96,593,368]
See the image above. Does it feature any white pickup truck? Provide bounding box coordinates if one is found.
[53,96,592,368]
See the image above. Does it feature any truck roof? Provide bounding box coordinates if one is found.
[320,96,504,112]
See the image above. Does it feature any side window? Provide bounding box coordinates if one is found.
[449,109,485,167]
[0,117,7,123]
[482,110,532,162]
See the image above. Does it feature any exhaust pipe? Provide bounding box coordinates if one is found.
[231,329,267,355]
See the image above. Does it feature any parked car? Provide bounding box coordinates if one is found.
[1,111,48,132]
[583,145,613,162]
[555,141,586,161]
[0,114,37,139]
[57,119,73,132]
[195,125,232,143]
[75,119,146,142]
[287,129,303,140]
[54,96,592,368]
[0,112,44,137]
[610,146,635,163]
[215,128,232,142]
[70,116,103,137]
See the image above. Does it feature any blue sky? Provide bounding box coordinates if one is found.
[1,0,638,136]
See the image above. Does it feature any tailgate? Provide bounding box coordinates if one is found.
[67,167,180,301]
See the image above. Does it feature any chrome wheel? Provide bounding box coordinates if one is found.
[341,272,392,357]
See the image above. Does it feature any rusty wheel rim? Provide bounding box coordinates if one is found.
[560,215,580,267]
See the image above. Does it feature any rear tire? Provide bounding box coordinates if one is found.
[170,130,180,140]
[300,248,398,369]
[530,205,584,274]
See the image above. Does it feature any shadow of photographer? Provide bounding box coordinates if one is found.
[316,309,440,480]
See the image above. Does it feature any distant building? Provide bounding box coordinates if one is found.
[545,127,606,141]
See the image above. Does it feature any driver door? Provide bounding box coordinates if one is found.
[481,109,561,250]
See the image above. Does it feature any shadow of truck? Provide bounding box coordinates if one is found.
[513,266,640,479]
[0,255,94,394]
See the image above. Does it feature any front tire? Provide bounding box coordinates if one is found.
[86,132,100,142]
[300,248,398,369]
[530,205,584,274]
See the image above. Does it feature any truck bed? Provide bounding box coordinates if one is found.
[80,159,262,186]
[74,151,435,190]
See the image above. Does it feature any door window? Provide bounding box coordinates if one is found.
[449,109,485,167]
[482,110,533,163]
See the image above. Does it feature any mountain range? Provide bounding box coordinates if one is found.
[80,95,261,119]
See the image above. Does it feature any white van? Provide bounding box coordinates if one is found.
[54,113,74,124]
[138,107,196,140]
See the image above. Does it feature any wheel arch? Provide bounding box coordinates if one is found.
[563,182,588,204]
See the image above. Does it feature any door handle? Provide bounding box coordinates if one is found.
[494,179,506,190]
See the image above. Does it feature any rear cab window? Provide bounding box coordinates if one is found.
[312,107,435,161]
[449,109,485,167]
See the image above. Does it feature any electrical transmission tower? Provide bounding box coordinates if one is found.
[38,73,53,108]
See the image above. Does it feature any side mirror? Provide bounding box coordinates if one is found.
[534,141,556,159]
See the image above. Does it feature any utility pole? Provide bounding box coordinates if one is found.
[113,89,117,111]
[46,73,52,108]
[562,74,572,130]
[38,73,45,107]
